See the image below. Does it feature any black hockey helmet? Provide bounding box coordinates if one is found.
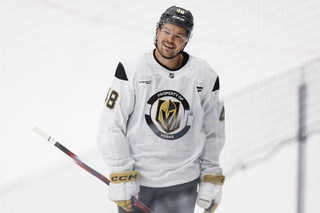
[157,6,194,38]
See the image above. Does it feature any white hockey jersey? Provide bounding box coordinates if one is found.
[97,50,225,187]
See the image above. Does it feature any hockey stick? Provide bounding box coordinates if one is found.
[33,126,154,213]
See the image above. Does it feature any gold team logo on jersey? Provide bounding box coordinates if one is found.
[155,99,181,133]
[145,90,192,140]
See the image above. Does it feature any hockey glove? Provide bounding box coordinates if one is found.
[109,170,140,212]
[196,174,225,213]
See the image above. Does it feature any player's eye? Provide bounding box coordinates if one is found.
[162,29,170,35]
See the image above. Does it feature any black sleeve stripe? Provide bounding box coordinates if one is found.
[212,76,220,92]
[115,62,128,81]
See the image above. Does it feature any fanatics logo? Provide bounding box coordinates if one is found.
[196,86,203,93]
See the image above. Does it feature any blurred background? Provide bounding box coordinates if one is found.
[1,0,319,212]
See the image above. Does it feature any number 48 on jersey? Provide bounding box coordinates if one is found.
[105,88,119,109]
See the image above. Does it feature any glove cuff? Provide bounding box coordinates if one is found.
[203,174,225,186]
[110,170,140,183]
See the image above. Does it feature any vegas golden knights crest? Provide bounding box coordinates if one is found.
[145,90,192,140]
[155,99,181,133]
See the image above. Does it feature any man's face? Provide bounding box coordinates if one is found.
[156,23,188,59]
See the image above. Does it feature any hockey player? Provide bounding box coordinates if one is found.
[97,5,225,213]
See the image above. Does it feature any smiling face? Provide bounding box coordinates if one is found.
[155,23,188,60]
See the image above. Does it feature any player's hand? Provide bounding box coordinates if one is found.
[196,174,225,213]
[108,170,140,212]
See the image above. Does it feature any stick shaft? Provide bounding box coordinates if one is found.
[33,126,154,213]
[54,141,110,185]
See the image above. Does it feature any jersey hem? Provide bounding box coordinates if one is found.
[139,173,200,188]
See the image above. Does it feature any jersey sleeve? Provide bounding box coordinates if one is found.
[97,62,136,172]
[200,75,226,176]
